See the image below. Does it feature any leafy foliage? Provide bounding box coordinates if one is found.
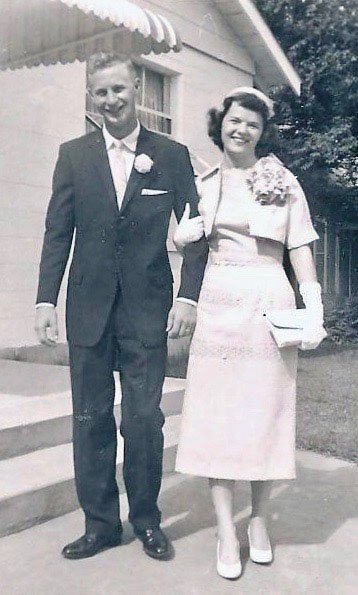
[324,298,358,344]
[254,0,358,219]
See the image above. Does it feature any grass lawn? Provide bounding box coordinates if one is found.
[296,348,358,463]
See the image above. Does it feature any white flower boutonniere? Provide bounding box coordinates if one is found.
[247,154,292,205]
[134,154,154,174]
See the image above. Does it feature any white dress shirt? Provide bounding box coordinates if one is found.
[102,122,140,204]
[36,122,196,309]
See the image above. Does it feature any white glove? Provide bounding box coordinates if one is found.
[173,203,205,251]
[299,281,327,350]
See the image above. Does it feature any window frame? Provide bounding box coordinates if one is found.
[135,64,172,136]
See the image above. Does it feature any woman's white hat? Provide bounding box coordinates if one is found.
[224,87,275,118]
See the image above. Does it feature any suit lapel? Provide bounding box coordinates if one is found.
[86,130,118,215]
[119,126,157,214]
[86,126,159,216]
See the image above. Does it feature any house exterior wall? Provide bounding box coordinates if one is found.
[0,64,86,347]
[0,2,255,348]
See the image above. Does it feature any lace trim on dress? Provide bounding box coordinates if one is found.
[208,255,282,268]
[198,285,292,311]
[200,290,269,310]
[190,337,283,361]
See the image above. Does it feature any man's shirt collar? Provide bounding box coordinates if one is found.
[102,121,141,152]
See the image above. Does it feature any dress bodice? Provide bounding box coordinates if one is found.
[208,168,284,267]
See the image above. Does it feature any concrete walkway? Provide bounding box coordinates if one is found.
[1,450,357,595]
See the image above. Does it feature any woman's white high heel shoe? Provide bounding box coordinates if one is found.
[247,526,273,564]
[216,540,242,579]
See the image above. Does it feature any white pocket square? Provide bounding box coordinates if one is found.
[141,188,168,196]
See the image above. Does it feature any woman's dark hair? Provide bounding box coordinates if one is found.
[207,93,276,156]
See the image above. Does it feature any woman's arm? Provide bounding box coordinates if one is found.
[288,244,317,283]
[288,244,326,350]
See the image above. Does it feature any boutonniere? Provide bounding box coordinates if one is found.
[134,154,154,174]
[247,154,292,205]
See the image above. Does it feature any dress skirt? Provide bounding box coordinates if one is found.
[175,255,298,481]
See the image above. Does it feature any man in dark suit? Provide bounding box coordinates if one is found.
[35,52,208,560]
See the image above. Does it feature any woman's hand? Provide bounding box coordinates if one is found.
[174,203,204,251]
[300,320,327,350]
[289,248,327,350]
[299,281,327,350]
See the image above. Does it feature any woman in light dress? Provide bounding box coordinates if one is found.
[174,88,326,579]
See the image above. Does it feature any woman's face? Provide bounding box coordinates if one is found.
[221,102,264,158]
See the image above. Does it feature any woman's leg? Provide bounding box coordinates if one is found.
[249,480,272,549]
[209,478,239,563]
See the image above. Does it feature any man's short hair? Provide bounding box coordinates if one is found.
[87,52,137,80]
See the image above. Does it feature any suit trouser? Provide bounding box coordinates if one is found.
[68,289,167,537]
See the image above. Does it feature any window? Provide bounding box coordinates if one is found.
[135,65,171,135]
[86,94,102,132]
[85,64,172,135]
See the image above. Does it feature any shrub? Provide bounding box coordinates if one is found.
[324,298,358,344]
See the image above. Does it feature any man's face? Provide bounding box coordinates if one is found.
[88,62,140,138]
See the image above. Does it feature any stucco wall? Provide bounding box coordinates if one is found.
[0,3,253,348]
[0,63,86,347]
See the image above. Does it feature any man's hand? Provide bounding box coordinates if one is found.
[35,306,59,346]
[166,301,197,339]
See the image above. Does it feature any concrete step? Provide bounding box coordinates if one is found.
[0,414,182,538]
[0,360,185,459]
[0,360,185,537]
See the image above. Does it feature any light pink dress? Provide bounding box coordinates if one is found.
[176,168,310,480]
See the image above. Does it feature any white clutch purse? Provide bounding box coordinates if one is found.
[264,309,322,348]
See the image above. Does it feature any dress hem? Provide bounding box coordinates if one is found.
[175,465,296,481]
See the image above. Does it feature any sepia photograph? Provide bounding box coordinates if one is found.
[0,1,357,593]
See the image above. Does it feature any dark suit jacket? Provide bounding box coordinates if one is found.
[37,126,208,346]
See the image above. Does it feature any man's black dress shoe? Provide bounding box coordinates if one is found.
[61,533,122,560]
[136,528,173,560]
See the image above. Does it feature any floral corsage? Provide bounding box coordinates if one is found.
[247,154,292,205]
[134,154,154,174]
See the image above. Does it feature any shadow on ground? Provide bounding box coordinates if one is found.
[158,458,358,550]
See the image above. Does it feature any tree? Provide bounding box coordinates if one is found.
[254,0,358,219]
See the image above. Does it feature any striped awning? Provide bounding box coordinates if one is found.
[0,0,182,71]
